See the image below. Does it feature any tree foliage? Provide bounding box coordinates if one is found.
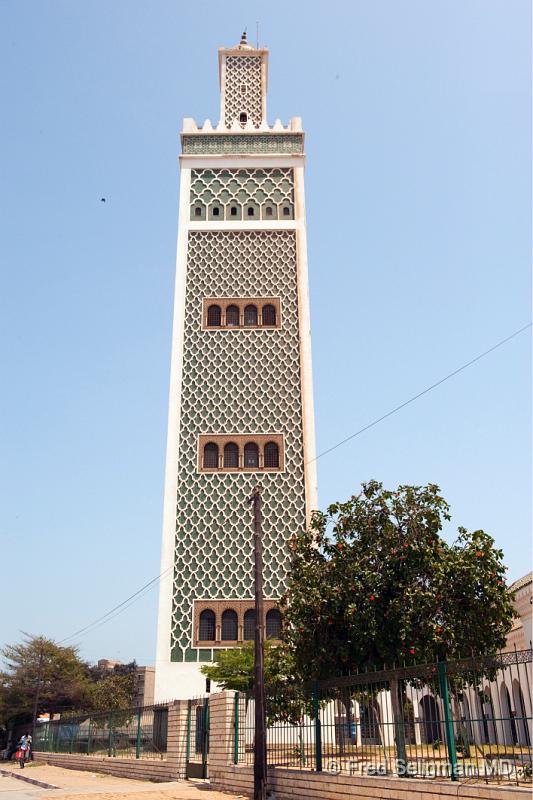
[86,662,136,712]
[200,641,293,692]
[0,635,136,726]
[0,634,90,725]
[281,481,514,682]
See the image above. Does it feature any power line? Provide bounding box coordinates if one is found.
[57,321,531,648]
[309,322,532,465]
[58,565,172,645]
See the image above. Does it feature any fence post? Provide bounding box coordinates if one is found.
[87,719,91,756]
[437,661,458,781]
[108,713,113,758]
[202,697,209,773]
[135,708,142,759]
[313,682,322,772]
[233,692,239,765]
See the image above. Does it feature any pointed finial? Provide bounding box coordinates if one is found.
[236,29,254,50]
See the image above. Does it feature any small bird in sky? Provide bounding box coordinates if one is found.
[100,197,106,203]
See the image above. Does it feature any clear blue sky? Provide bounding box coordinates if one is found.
[1,1,530,667]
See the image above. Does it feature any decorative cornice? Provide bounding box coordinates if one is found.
[182,133,304,156]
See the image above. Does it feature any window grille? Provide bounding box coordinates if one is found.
[266,609,281,639]
[244,305,258,326]
[223,442,239,468]
[244,442,259,468]
[199,609,215,641]
[243,609,255,640]
[207,305,221,326]
[203,442,218,469]
[262,304,276,326]
[221,609,238,640]
[264,441,279,468]
[226,305,240,326]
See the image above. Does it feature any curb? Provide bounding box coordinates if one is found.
[0,768,60,790]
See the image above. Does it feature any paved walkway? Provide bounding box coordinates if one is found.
[0,765,246,800]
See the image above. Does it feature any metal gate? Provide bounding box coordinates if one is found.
[185,696,209,779]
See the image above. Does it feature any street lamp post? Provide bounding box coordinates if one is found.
[250,486,267,800]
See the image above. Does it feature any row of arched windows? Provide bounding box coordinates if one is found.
[191,202,294,222]
[207,303,277,328]
[203,441,280,470]
[198,608,282,642]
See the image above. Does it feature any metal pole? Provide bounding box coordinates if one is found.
[250,486,267,800]
[234,692,240,765]
[437,661,458,781]
[313,682,322,772]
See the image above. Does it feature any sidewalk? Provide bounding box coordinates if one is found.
[0,764,246,800]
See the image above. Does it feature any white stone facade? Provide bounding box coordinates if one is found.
[154,35,317,701]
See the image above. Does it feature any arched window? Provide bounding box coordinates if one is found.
[226,305,240,326]
[244,442,259,468]
[265,207,273,217]
[243,609,255,640]
[221,609,238,641]
[244,305,258,326]
[207,304,221,326]
[266,609,281,639]
[203,442,219,469]
[213,207,220,216]
[239,112,247,125]
[264,442,279,469]
[199,609,215,641]
[262,304,276,326]
[283,206,291,217]
[230,206,238,217]
[247,207,255,217]
[194,207,202,217]
[223,442,239,468]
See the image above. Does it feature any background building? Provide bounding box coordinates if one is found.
[155,33,317,700]
[506,572,532,651]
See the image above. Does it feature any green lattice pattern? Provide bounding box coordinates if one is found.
[190,168,294,220]
[171,230,306,661]
[181,134,304,155]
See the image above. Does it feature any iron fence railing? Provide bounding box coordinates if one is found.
[33,703,170,760]
[235,648,532,785]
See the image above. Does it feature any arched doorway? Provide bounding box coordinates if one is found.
[360,700,381,744]
[512,680,531,746]
[500,683,518,745]
[419,695,441,744]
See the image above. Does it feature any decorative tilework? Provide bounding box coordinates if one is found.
[224,56,263,128]
[170,231,306,660]
[181,134,304,155]
[190,168,294,221]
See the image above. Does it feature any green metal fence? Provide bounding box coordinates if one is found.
[33,703,169,760]
[185,695,209,779]
[235,648,532,785]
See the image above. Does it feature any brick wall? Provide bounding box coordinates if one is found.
[210,763,530,800]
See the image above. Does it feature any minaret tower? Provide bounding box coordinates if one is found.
[155,33,317,698]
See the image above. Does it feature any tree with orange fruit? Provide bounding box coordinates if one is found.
[281,479,514,677]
